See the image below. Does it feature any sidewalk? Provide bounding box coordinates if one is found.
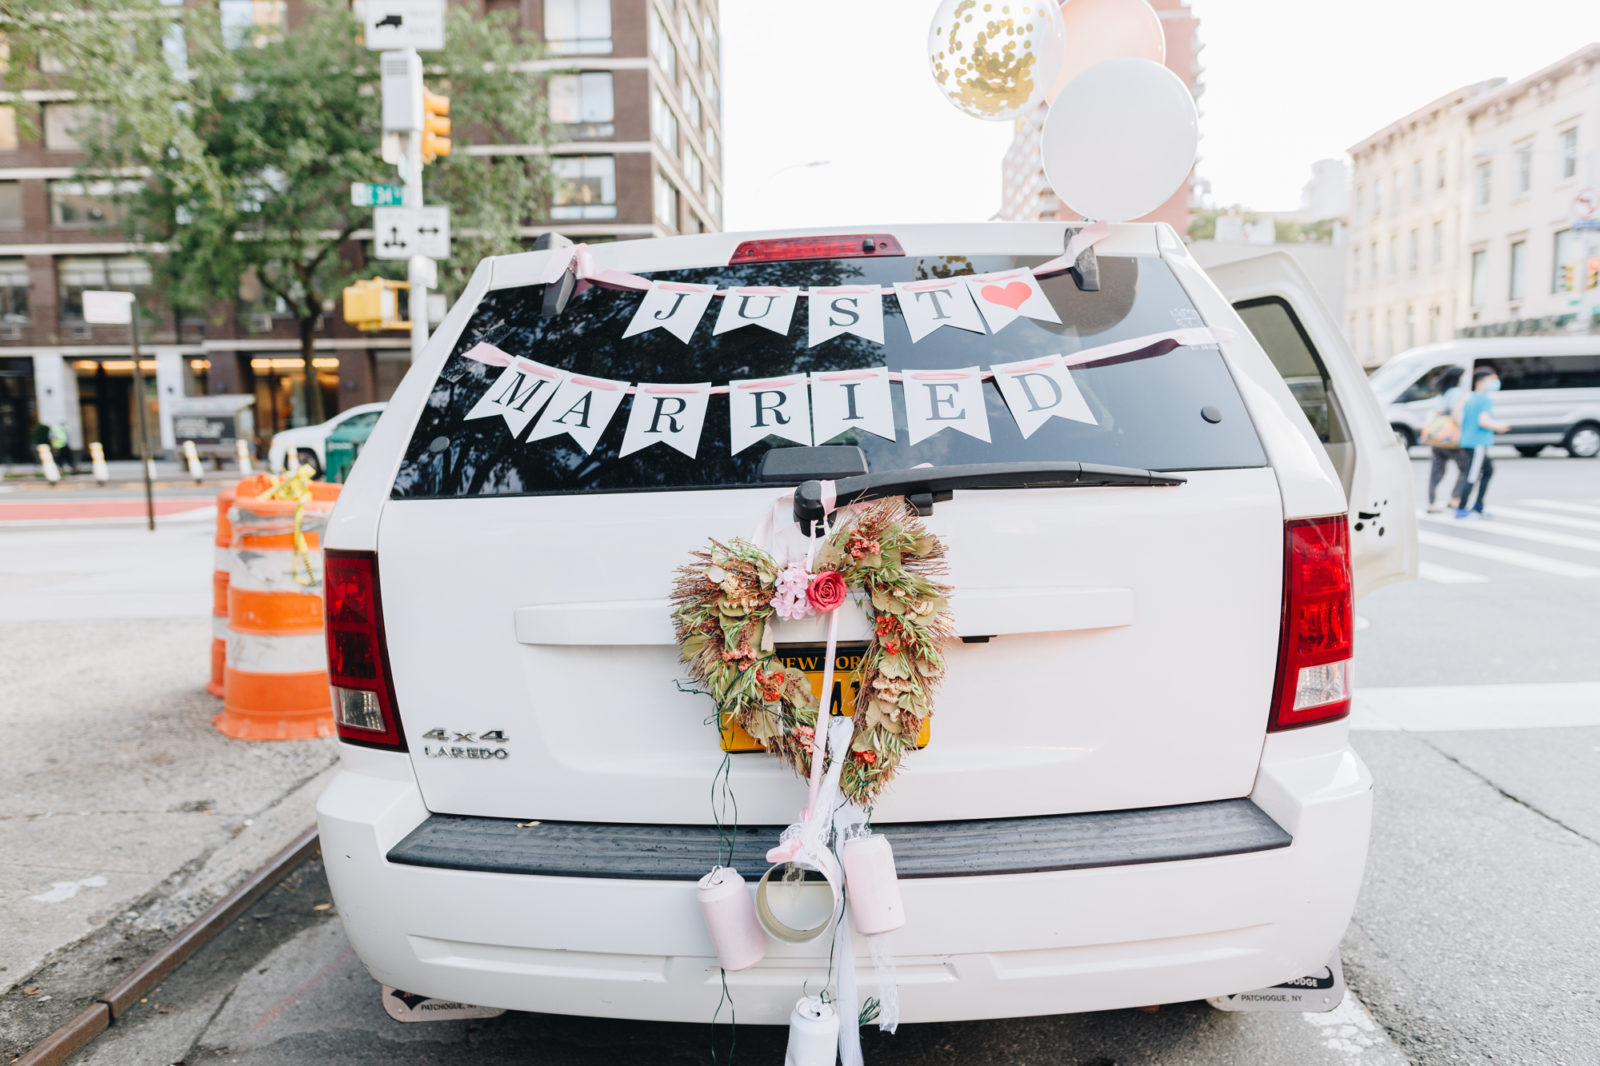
[2,458,252,491]
[0,519,337,1058]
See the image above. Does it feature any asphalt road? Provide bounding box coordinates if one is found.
[51,452,1600,1065]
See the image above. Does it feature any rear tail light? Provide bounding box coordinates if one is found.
[324,549,407,750]
[1269,516,1353,731]
[728,234,905,264]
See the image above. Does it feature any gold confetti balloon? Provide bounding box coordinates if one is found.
[928,0,1065,121]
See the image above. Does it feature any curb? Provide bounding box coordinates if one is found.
[16,827,320,1066]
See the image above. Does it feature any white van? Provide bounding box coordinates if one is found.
[1373,337,1600,458]
[316,224,1415,1025]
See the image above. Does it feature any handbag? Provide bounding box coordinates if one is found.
[1420,411,1459,448]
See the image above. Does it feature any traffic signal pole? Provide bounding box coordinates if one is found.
[398,48,432,363]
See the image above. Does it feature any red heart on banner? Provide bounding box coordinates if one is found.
[979,281,1031,309]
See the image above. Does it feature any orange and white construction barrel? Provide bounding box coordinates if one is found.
[215,474,343,740]
[206,484,238,698]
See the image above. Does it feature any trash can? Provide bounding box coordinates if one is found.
[324,419,376,484]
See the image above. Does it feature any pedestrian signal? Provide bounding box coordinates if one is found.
[422,90,451,163]
[342,278,411,331]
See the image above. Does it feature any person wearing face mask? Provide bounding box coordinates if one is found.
[1453,366,1510,519]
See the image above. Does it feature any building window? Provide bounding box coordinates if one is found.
[548,72,615,139]
[1391,171,1400,210]
[1474,161,1491,207]
[1436,148,1446,189]
[43,103,100,151]
[1431,220,1443,268]
[1387,234,1397,279]
[49,180,134,227]
[1405,305,1415,349]
[1508,239,1526,302]
[57,256,152,322]
[1469,250,1486,307]
[702,11,718,57]
[0,107,16,151]
[544,0,612,55]
[682,146,703,195]
[218,0,285,47]
[1428,305,1441,343]
[1368,242,1377,284]
[1559,128,1578,182]
[703,68,720,118]
[654,167,677,232]
[679,8,700,67]
[1514,143,1532,196]
[1553,228,1576,292]
[550,155,617,220]
[1383,309,1393,357]
[705,125,719,163]
[650,88,678,154]
[680,73,701,130]
[1373,177,1382,215]
[1351,251,1359,288]
[0,259,29,323]
[1407,229,1418,273]
[648,6,676,81]
[705,182,720,222]
[0,182,21,228]
[1410,161,1421,202]
[1352,186,1362,223]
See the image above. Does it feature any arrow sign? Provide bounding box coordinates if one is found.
[371,205,450,260]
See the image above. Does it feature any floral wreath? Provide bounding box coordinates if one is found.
[671,498,953,805]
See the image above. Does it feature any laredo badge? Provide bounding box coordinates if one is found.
[421,728,509,761]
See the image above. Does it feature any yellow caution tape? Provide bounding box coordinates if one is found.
[255,465,318,586]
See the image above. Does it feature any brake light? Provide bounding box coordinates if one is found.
[1269,516,1353,731]
[728,234,905,264]
[324,549,407,750]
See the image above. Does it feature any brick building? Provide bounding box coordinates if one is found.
[0,0,723,464]
[999,0,1202,233]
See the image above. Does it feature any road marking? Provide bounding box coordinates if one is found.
[1418,513,1600,553]
[1417,560,1489,583]
[1416,530,1600,578]
[1519,498,1600,518]
[1351,682,1600,731]
[1479,504,1600,533]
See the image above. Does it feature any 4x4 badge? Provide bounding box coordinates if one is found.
[421,728,509,761]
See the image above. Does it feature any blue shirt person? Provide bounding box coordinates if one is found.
[1453,368,1509,517]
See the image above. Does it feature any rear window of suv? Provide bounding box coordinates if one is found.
[391,253,1266,500]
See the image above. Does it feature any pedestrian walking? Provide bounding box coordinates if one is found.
[1453,366,1510,519]
[1420,367,1468,513]
[48,420,78,474]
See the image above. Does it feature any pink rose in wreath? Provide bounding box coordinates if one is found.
[806,570,848,613]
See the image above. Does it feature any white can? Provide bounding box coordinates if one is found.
[696,866,766,972]
[843,833,906,936]
[784,995,840,1066]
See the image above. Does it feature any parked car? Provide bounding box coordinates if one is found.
[1372,337,1600,457]
[316,224,1415,1026]
[265,402,387,475]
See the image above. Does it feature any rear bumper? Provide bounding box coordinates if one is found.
[317,728,1371,1023]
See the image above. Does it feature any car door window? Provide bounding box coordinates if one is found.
[344,411,381,430]
[1394,366,1457,404]
[1232,297,1347,445]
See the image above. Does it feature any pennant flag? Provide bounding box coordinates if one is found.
[964,268,1062,333]
[810,367,895,444]
[463,357,563,436]
[807,285,885,347]
[990,355,1097,438]
[621,281,717,343]
[901,366,990,445]
[891,278,986,342]
[619,381,712,458]
[713,286,799,336]
[525,372,631,453]
[728,374,813,453]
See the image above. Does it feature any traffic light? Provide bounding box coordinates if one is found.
[1561,262,1577,291]
[422,90,451,163]
[1588,257,1600,290]
[342,278,411,331]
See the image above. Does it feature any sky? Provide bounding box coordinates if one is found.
[719,0,1600,230]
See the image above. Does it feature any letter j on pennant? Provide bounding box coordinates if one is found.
[622,281,717,343]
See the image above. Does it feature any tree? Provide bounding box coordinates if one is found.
[61,0,550,424]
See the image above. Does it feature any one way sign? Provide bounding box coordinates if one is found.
[372,205,450,260]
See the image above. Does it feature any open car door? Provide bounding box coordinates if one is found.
[1209,252,1418,598]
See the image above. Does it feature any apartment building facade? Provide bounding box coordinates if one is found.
[1000,0,1203,233]
[1344,80,1502,367]
[0,0,723,464]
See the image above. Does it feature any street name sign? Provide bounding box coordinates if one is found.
[363,0,445,52]
[351,182,405,207]
[372,205,450,260]
[1574,219,1600,231]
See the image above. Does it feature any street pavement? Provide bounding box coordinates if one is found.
[5,451,1597,1065]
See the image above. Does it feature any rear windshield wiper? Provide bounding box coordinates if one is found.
[794,462,1185,531]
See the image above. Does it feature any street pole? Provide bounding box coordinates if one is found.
[401,49,431,364]
[129,302,155,531]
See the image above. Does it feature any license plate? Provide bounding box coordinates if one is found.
[719,643,932,753]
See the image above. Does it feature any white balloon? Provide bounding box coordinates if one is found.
[927,0,1066,122]
[1041,57,1198,222]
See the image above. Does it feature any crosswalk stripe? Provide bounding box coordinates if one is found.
[1417,561,1489,584]
[1479,504,1600,533]
[1418,513,1600,553]
[1416,530,1600,578]
[1519,498,1600,518]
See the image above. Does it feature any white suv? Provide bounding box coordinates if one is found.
[317,224,1416,1025]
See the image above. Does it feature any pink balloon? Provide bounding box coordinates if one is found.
[1047,0,1166,103]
